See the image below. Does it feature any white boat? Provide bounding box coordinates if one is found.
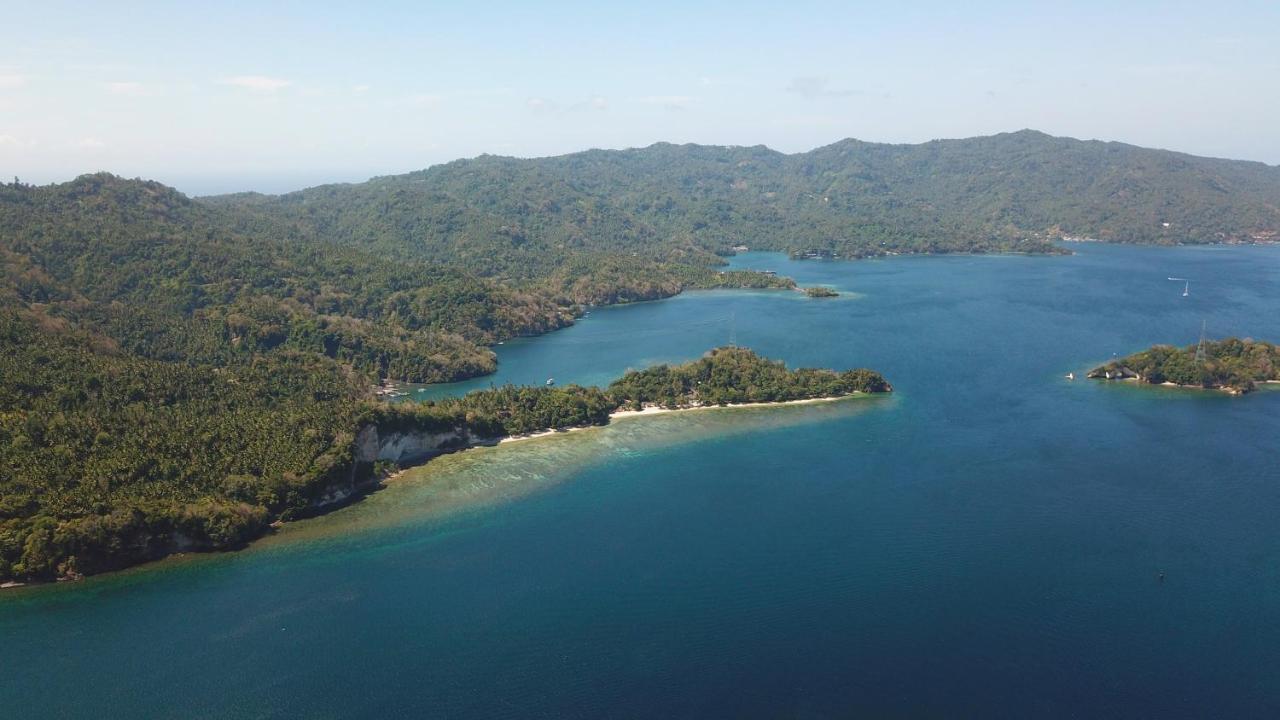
[1066,372,1075,380]
[546,378,555,386]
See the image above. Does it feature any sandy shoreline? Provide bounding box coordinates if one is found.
[495,395,854,445]
[1094,375,1280,395]
[609,395,850,419]
[497,425,592,444]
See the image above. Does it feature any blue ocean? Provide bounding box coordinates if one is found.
[4,244,1280,718]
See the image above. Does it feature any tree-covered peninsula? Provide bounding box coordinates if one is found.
[1088,338,1280,394]
[0,346,887,583]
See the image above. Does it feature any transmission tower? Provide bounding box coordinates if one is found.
[1195,319,1207,364]
[729,311,737,347]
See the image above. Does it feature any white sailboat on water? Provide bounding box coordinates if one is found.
[1168,277,1190,297]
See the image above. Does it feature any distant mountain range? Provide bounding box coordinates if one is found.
[207,129,1280,280]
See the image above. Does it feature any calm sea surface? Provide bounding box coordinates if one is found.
[4,244,1280,718]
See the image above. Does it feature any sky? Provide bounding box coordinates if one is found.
[2,0,1278,195]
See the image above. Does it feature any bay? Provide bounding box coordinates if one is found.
[3,244,1280,718]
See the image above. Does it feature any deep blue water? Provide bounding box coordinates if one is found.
[4,244,1280,718]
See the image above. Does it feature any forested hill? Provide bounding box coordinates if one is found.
[205,130,1280,272]
[0,173,570,383]
[0,174,785,381]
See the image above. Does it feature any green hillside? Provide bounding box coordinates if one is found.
[206,130,1280,271]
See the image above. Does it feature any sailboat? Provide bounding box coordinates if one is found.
[1168,277,1190,297]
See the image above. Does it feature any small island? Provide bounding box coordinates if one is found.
[1,347,889,585]
[803,286,840,298]
[1088,338,1280,394]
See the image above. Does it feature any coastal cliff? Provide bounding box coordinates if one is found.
[312,425,499,510]
[354,425,488,465]
[0,421,501,586]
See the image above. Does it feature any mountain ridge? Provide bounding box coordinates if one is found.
[195,130,1280,277]
[196,129,1280,199]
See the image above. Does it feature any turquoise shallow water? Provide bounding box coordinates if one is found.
[4,244,1280,718]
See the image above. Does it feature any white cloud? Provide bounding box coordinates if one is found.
[67,62,133,73]
[404,93,444,107]
[637,95,692,110]
[218,75,290,92]
[0,134,38,152]
[778,113,840,129]
[1122,63,1208,79]
[76,137,106,149]
[569,95,609,111]
[0,73,26,89]
[459,86,514,97]
[528,94,608,114]
[785,76,857,99]
[104,81,148,97]
[353,84,370,95]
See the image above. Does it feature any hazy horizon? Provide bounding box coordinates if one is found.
[25,128,1280,198]
[4,1,1279,195]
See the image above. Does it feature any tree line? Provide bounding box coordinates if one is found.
[1089,338,1280,393]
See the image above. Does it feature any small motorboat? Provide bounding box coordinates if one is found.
[546,378,555,386]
